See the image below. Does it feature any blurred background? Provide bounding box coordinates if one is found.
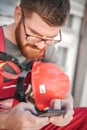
[0,0,87,107]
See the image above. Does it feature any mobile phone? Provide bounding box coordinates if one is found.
[36,109,66,117]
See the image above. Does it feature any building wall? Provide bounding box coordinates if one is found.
[74,1,87,106]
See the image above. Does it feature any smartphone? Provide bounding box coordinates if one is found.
[36,109,66,117]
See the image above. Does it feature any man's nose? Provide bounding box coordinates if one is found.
[34,41,46,49]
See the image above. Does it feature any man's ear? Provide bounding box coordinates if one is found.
[14,6,22,23]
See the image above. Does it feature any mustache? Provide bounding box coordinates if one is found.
[21,43,46,52]
[19,42,40,50]
[26,43,41,50]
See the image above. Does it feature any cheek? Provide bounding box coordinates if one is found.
[17,23,26,44]
[20,26,26,43]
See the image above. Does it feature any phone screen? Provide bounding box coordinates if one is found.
[36,109,66,117]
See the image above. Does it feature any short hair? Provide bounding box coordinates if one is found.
[20,0,70,26]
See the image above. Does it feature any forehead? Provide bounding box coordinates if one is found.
[25,12,60,37]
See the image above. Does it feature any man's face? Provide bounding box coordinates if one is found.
[15,12,60,60]
[15,21,45,60]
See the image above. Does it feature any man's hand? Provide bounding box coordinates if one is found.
[49,98,74,126]
[5,102,49,130]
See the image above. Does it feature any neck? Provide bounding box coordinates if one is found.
[3,23,17,45]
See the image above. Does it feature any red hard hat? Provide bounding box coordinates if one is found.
[32,61,70,110]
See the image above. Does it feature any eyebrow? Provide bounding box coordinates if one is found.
[27,26,58,38]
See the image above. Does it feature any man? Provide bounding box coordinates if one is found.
[0,0,87,130]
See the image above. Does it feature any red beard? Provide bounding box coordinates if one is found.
[19,43,45,60]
